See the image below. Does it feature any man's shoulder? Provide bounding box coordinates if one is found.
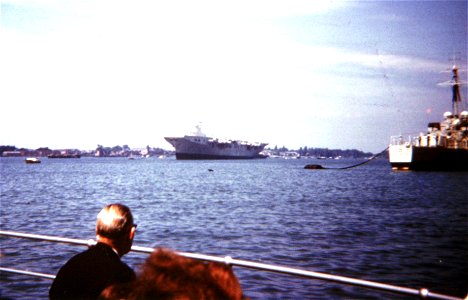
[88,243,135,278]
[65,243,110,262]
[56,243,118,273]
[50,243,135,299]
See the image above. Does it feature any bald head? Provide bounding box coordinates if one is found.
[96,204,134,239]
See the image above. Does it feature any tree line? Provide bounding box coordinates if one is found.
[267,146,374,158]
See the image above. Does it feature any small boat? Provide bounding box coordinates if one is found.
[25,157,41,164]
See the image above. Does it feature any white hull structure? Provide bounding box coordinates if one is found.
[389,136,468,171]
[165,126,268,160]
[389,65,468,171]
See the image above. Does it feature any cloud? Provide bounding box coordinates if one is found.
[1,0,463,152]
[291,45,448,73]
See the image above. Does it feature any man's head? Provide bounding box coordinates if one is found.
[96,203,136,256]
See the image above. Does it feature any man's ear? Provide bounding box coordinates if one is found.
[129,226,136,240]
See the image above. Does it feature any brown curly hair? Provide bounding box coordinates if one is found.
[100,248,247,300]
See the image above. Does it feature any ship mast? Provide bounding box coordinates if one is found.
[451,65,462,116]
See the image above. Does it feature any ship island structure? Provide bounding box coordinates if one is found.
[165,125,268,160]
[389,65,468,171]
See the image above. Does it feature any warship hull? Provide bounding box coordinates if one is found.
[165,136,267,160]
[389,144,468,171]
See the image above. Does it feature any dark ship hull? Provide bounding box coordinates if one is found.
[175,152,267,160]
[390,146,468,171]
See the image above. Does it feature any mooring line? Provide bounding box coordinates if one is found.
[304,147,389,170]
[0,230,463,300]
[336,146,389,170]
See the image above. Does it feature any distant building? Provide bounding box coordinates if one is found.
[2,151,23,157]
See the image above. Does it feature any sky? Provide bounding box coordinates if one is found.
[1,0,467,153]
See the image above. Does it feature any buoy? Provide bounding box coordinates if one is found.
[304,164,324,170]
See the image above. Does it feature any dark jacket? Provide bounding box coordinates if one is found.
[49,242,135,300]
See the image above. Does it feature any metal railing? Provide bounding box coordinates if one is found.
[0,230,465,300]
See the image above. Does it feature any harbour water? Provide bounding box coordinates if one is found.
[0,157,467,299]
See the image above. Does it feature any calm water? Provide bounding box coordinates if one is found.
[0,157,467,299]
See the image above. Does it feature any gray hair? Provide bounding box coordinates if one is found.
[96,203,134,239]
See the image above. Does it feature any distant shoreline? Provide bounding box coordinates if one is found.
[1,145,376,158]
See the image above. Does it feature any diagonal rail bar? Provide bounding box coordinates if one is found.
[0,230,464,300]
[0,267,56,280]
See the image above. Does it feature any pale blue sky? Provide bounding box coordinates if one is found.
[1,0,467,153]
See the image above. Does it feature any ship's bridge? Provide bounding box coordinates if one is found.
[185,135,209,144]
